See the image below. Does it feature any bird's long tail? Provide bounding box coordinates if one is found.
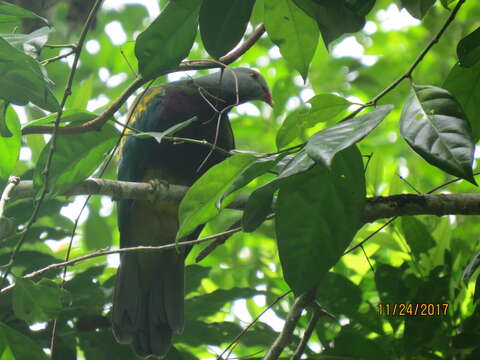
[112,250,185,358]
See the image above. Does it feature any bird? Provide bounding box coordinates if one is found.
[112,68,272,358]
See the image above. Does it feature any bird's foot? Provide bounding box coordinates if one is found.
[148,179,169,202]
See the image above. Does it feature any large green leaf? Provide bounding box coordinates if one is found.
[33,123,119,197]
[177,153,257,240]
[276,146,365,295]
[399,84,476,184]
[444,61,480,142]
[0,37,59,112]
[264,0,318,80]
[293,0,374,46]
[0,105,20,182]
[457,26,480,68]
[12,278,66,322]
[399,0,436,19]
[0,1,48,26]
[306,104,393,167]
[135,0,201,78]
[0,322,49,360]
[276,94,351,149]
[199,0,255,59]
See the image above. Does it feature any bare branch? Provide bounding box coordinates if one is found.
[263,290,316,360]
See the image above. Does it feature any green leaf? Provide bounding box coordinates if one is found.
[0,105,20,182]
[0,26,51,58]
[398,0,436,19]
[33,123,119,197]
[185,265,211,294]
[177,153,257,240]
[22,109,97,129]
[444,61,480,141]
[218,153,287,208]
[199,0,255,59]
[0,37,59,112]
[293,0,374,46]
[400,84,476,185]
[241,150,316,232]
[462,251,480,284]
[457,26,480,67]
[276,94,351,149]
[264,0,318,80]
[242,182,276,232]
[401,216,436,258]
[440,0,456,9]
[12,278,66,322]
[276,146,365,295]
[0,1,49,26]
[306,104,393,167]
[135,0,201,78]
[0,322,49,360]
[134,116,198,143]
[316,272,362,316]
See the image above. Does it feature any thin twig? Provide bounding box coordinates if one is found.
[366,0,466,107]
[290,303,324,360]
[0,226,242,295]
[21,24,267,136]
[263,289,316,360]
[44,43,77,49]
[196,219,242,263]
[218,290,292,360]
[41,49,76,65]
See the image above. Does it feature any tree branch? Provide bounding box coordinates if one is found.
[21,24,266,136]
[290,303,334,360]
[8,179,480,222]
[263,290,316,360]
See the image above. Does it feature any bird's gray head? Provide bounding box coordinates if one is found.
[187,67,272,108]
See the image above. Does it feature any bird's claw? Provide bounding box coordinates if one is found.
[148,179,169,202]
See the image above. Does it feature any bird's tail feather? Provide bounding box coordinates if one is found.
[112,250,185,358]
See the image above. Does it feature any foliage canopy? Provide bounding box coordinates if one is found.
[0,0,479,359]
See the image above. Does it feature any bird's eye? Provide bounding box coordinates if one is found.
[250,72,259,80]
